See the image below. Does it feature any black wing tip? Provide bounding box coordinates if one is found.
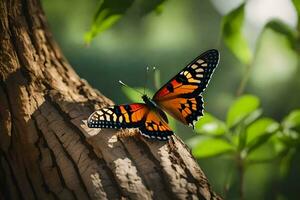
[206,49,219,54]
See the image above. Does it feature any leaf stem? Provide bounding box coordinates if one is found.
[236,62,252,96]
[237,153,245,200]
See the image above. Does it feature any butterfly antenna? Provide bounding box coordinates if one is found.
[118,80,143,95]
[143,67,150,95]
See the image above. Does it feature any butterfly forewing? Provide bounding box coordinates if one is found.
[153,49,219,126]
[88,103,148,129]
[87,103,174,141]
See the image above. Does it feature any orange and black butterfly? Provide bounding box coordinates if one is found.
[88,49,219,141]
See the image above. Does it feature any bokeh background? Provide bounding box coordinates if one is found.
[42,0,300,199]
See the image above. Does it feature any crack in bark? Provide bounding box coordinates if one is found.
[0,150,22,200]
[1,152,24,199]
[135,138,178,200]
[118,138,152,191]
[33,114,75,199]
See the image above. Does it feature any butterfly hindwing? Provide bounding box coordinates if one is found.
[153,49,219,126]
[139,110,173,141]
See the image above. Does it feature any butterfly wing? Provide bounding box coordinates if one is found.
[87,103,148,129]
[87,103,173,141]
[139,110,173,141]
[152,49,219,127]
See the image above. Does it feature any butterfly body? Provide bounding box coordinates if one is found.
[142,95,169,123]
[88,49,220,141]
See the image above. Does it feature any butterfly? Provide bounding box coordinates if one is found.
[87,49,219,141]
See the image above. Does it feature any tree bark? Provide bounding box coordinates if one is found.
[0,0,222,199]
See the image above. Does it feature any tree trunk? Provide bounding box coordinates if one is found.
[0,0,222,199]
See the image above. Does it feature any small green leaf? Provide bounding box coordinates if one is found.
[85,0,135,44]
[243,109,263,126]
[263,20,298,48]
[221,3,252,64]
[282,109,300,132]
[121,87,153,103]
[192,137,235,158]
[194,113,226,135]
[246,118,279,153]
[292,0,300,22]
[137,0,168,15]
[154,69,161,90]
[246,118,279,145]
[246,143,278,165]
[278,129,300,146]
[227,95,260,128]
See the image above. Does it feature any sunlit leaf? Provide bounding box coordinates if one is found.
[278,110,300,146]
[85,0,168,44]
[226,95,260,128]
[246,118,279,153]
[192,137,234,158]
[278,129,300,146]
[194,113,227,135]
[85,0,135,44]
[137,0,168,15]
[243,109,263,126]
[282,109,300,132]
[221,3,252,64]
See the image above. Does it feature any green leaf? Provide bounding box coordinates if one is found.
[278,129,300,146]
[292,0,300,16]
[194,113,227,135]
[263,20,298,48]
[246,118,279,153]
[221,3,252,64]
[85,0,168,44]
[136,0,168,15]
[121,87,154,103]
[252,19,299,87]
[192,137,235,158]
[154,69,161,90]
[226,95,260,128]
[282,109,300,132]
[243,109,263,126]
[246,142,278,165]
[85,0,135,44]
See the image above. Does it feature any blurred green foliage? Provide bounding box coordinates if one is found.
[85,0,167,44]
[221,3,252,65]
[42,0,300,199]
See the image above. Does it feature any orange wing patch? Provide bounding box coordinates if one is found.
[157,96,203,126]
[139,110,173,141]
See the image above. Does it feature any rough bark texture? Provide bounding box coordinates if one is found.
[0,0,222,199]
